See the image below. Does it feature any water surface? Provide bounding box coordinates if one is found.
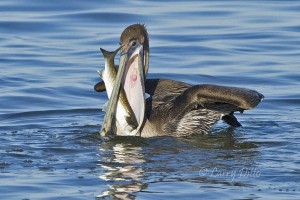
[1,0,300,199]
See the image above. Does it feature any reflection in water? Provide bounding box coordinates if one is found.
[96,130,260,199]
[97,138,147,199]
[182,127,259,150]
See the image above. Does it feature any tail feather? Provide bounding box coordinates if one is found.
[222,114,242,127]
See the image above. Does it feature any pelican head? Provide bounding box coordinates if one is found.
[120,24,149,76]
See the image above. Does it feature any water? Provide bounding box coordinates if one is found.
[1,0,300,199]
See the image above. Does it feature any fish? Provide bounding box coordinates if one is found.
[98,47,145,136]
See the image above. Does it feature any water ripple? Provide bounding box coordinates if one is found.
[1,0,300,199]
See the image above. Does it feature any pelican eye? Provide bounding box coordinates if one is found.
[131,40,137,47]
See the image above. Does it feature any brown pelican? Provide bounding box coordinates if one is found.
[95,24,264,137]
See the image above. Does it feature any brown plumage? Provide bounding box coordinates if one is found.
[95,24,264,137]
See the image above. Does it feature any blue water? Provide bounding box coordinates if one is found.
[1,0,300,199]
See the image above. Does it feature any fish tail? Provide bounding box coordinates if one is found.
[100,48,111,59]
